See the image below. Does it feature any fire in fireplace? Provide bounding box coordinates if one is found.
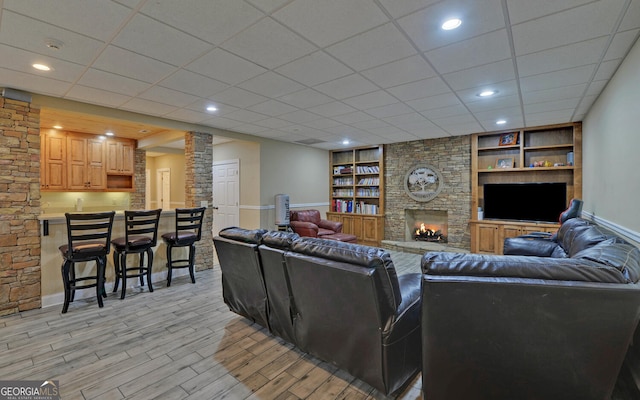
[413,223,447,242]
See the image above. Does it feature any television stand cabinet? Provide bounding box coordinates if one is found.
[470,219,560,254]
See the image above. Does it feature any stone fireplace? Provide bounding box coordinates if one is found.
[384,136,472,250]
[405,210,448,242]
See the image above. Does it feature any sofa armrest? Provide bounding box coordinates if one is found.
[503,237,563,257]
[318,219,343,233]
[290,221,319,237]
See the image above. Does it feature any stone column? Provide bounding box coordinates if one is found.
[0,97,41,315]
[130,148,146,209]
[184,132,213,271]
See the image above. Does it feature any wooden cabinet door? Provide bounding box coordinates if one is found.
[340,215,355,235]
[120,141,134,174]
[67,136,88,190]
[41,133,66,190]
[361,216,380,245]
[106,139,135,175]
[475,224,499,254]
[87,137,105,189]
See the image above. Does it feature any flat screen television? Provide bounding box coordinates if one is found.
[483,183,567,223]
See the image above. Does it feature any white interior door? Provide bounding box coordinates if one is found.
[213,160,239,235]
[156,168,171,210]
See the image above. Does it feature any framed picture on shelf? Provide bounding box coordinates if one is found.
[498,132,518,146]
[496,157,514,169]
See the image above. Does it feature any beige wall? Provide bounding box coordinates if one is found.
[147,153,186,209]
[583,37,640,239]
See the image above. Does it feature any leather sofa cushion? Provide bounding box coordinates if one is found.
[290,210,321,224]
[574,240,640,283]
[219,227,267,244]
[291,237,402,308]
[422,251,632,284]
[503,237,567,257]
[261,230,299,249]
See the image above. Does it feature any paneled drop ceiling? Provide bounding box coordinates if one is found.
[1,0,639,149]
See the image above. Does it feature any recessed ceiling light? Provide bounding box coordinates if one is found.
[442,18,462,30]
[342,139,350,145]
[496,119,507,125]
[206,106,218,112]
[478,90,497,97]
[98,135,106,140]
[105,131,114,136]
[52,125,63,129]
[32,63,51,71]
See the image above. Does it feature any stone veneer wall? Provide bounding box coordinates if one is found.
[385,136,472,250]
[0,97,41,315]
[184,132,213,271]
[130,148,146,209]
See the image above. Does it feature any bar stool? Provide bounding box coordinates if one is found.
[111,209,162,299]
[161,207,206,286]
[59,211,115,313]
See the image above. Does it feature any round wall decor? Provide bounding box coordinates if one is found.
[404,164,444,202]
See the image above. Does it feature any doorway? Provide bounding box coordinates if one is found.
[212,160,240,235]
[156,168,171,210]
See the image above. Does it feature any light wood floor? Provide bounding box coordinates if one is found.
[0,250,633,399]
[0,251,423,400]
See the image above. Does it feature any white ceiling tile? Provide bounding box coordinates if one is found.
[120,97,178,116]
[586,80,608,97]
[376,0,442,19]
[604,29,640,61]
[307,101,357,117]
[430,112,477,126]
[519,65,595,92]
[397,0,505,52]
[187,99,239,115]
[79,68,150,96]
[326,23,416,71]
[425,29,511,74]
[332,111,375,124]
[301,118,342,130]
[456,80,518,103]
[201,116,245,130]
[244,0,291,14]
[65,85,130,108]
[112,14,212,67]
[361,55,436,89]
[223,109,269,123]
[387,77,451,101]
[620,0,640,31]
[210,87,268,108]
[525,109,574,126]
[0,67,70,97]
[158,70,228,98]
[465,94,520,113]
[442,59,515,91]
[164,108,211,124]
[138,86,200,108]
[522,84,587,104]
[370,129,417,142]
[186,48,267,85]
[594,58,623,80]
[444,122,483,135]
[574,94,598,116]
[352,119,394,130]
[3,0,132,40]
[313,74,379,100]
[409,125,450,139]
[272,0,389,47]
[524,98,581,114]
[383,112,429,127]
[478,118,525,132]
[232,123,270,134]
[140,0,263,45]
[0,11,105,65]
[406,93,461,112]
[507,0,593,25]
[247,99,298,116]
[512,1,622,56]
[279,110,323,124]
[93,46,177,83]
[237,71,306,98]
[254,117,293,129]
[364,102,414,119]
[342,90,398,110]
[473,106,523,120]
[420,104,470,119]
[221,17,316,69]
[0,43,86,83]
[275,51,352,87]
[277,88,334,108]
[517,36,609,77]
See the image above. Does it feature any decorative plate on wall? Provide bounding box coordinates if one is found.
[404,164,444,202]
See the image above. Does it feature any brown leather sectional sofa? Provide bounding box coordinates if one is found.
[213,227,421,396]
